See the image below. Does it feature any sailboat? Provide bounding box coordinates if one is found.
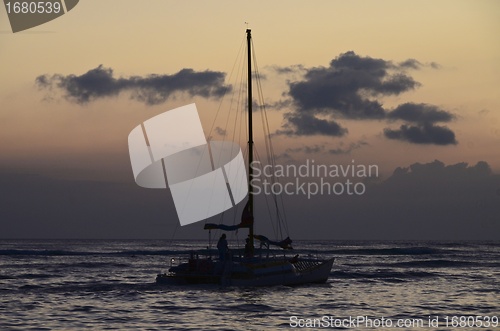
[156,29,334,286]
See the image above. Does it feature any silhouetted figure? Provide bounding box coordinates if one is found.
[217,234,228,261]
[244,237,252,258]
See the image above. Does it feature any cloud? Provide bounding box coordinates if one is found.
[355,160,500,239]
[276,51,422,136]
[384,103,457,145]
[398,59,423,70]
[277,113,348,136]
[275,53,457,145]
[36,65,231,105]
[384,123,457,145]
[398,59,441,70]
[1,159,498,240]
[286,51,421,119]
[260,99,293,111]
[214,127,227,136]
[329,140,369,155]
[429,62,441,69]
[281,140,368,158]
[391,160,492,178]
[276,144,327,161]
[287,54,408,120]
[285,144,326,154]
[267,64,307,75]
[388,103,455,124]
[253,159,500,240]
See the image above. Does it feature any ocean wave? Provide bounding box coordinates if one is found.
[331,270,438,281]
[389,259,479,268]
[0,249,94,256]
[301,246,445,256]
[13,281,158,294]
[227,303,278,313]
[16,273,62,280]
[0,249,194,257]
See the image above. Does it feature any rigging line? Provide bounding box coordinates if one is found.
[175,145,216,228]
[243,40,249,150]
[231,64,247,231]
[222,42,244,145]
[218,31,251,229]
[228,45,246,170]
[203,36,246,228]
[233,43,247,148]
[206,36,246,141]
[251,39,290,238]
[255,89,283,238]
[170,221,179,241]
[229,67,241,145]
[180,124,231,229]
[251,40,283,239]
[254,147,279,239]
[251,44,273,175]
[230,144,249,228]
[250,41,273,178]
[215,35,248,228]
[262,96,289,236]
[226,38,246,185]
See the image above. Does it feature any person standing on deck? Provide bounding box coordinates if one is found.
[217,234,228,261]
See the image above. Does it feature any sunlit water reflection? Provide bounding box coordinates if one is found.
[0,240,498,330]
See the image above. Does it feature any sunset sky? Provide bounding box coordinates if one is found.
[1,1,499,240]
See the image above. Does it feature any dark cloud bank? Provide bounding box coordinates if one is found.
[36,53,455,145]
[280,141,368,160]
[384,103,456,145]
[269,160,500,240]
[1,160,498,240]
[275,51,457,145]
[36,65,231,105]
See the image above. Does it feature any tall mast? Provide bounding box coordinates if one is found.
[246,29,254,255]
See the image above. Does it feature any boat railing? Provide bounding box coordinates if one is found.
[168,247,328,269]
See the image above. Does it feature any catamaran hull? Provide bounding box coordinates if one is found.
[156,257,334,287]
[229,257,334,287]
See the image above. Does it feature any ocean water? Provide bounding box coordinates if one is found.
[0,240,498,330]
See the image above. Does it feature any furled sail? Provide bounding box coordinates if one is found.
[203,223,241,231]
[254,235,293,250]
[239,200,253,228]
[204,201,253,231]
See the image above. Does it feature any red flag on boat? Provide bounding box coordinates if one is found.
[239,200,253,228]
